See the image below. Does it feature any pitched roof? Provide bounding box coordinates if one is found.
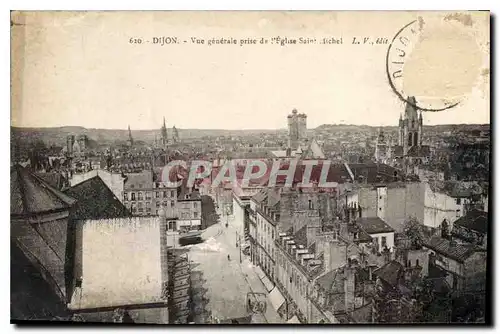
[373,260,404,287]
[35,171,68,191]
[11,242,69,321]
[453,210,488,234]
[356,217,395,234]
[316,268,342,291]
[11,164,76,217]
[423,236,477,263]
[64,176,131,221]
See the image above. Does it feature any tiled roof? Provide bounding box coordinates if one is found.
[373,260,404,287]
[347,223,372,243]
[453,210,488,234]
[64,176,131,221]
[356,217,395,234]
[423,236,477,263]
[11,242,69,320]
[11,164,76,217]
[316,268,342,291]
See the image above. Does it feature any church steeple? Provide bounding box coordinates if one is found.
[161,117,168,147]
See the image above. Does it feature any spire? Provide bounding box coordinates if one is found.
[161,117,168,146]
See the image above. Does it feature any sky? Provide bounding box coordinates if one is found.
[11,11,490,130]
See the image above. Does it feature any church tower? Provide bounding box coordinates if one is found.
[374,128,387,163]
[399,96,423,155]
[161,117,168,147]
[287,109,307,151]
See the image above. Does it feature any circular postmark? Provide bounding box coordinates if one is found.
[386,17,482,112]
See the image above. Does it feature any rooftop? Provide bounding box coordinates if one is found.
[64,176,131,221]
[453,210,488,234]
[356,217,395,234]
[423,236,478,263]
[11,164,76,217]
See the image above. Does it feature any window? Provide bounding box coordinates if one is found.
[163,191,167,197]
[382,236,387,248]
[130,184,135,189]
[194,212,198,218]
[379,207,382,211]
[156,191,160,198]
[408,260,412,267]
[171,200,175,207]
[123,193,128,201]
[308,200,313,210]
[416,259,420,267]
[138,192,143,200]
[139,184,143,188]
[194,202,198,209]
[272,230,275,240]
[456,198,461,205]
[171,190,175,197]
[131,193,136,201]
[146,192,152,200]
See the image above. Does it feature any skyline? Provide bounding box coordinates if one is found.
[10,119,491,132]
[11,11,490,130]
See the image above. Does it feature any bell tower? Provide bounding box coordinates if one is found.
[401,97,423,155]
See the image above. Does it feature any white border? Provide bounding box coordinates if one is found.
[2,1,497,334]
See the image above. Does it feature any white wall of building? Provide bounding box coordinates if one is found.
[423,183,465,229]
[70,217,162,310]
[369,231,395,252]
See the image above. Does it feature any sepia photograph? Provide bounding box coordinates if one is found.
[9,10,490,325]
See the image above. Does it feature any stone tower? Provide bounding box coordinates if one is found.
[374,128,387,163]
[398,96,423,155]
[287,109,307,150]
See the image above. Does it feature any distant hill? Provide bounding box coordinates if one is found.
[10,126,285,147]
[315,123,490,132]
[11,123,490,148]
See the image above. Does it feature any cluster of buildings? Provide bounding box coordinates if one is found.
[11,97,489,324]
[226,100,489,324]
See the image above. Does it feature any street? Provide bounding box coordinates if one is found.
[183,213,283,323]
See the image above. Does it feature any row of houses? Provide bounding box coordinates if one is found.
[68,168,202,232]
[231,169,488,323]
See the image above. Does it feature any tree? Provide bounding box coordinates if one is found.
[403,217,424,250]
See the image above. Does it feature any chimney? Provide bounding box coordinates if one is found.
[382,247,391,264]
[449,235,457,247]
[344,264,356,314]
